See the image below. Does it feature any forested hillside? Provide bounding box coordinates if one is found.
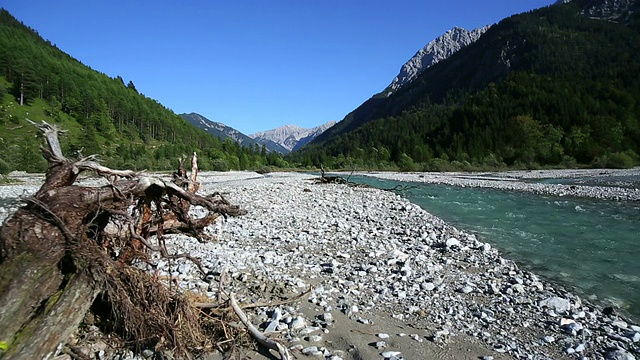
[290,1,640,170]
[0,9,280,174]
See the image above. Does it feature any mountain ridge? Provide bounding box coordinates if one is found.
[250,121,336,153]
[381,25,490,97]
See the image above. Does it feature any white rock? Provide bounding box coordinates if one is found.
[445,237,460,248]
[421,282,436,291]
[375,341,387,349]
[540,297,571,314]
[290,317,306,330]
[381,351,402,358]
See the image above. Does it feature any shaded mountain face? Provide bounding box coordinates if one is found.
[292,0,640,169]
[250,121,336,153]
[576,0,640,21]
[382,25,490,97]
[180,113,253,147]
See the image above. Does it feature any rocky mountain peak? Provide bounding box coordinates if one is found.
[250,121,336,153]
[383,25,491,96]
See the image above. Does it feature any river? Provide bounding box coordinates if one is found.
[351,175,640,320]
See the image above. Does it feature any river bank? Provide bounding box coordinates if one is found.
[1,171,639,359]
[354,168,640,201]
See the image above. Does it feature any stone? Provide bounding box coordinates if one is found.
[612,320,629,330]
[381,351,402,358]
[264,320,279,333]
[458,285,473,294]
[606,349,636,360]
[177,263,191,274]
[320,312,333,322]
[375,341,387,349]
[542,335,555,343]
[299,327,320,335]
[378,333,390,339]
[626,331,640,342]
[561,321,583,336]
[422,282,436,291]
[445,237,460,248]
[290,317,306,330]
[302,346,322,356]
[540,297,571,314]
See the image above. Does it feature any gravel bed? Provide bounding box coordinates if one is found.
[150,172,638,360]
[358,168,640,201]
[1,171,639,359]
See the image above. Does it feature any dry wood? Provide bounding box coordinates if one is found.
[229,293,291,360]
[0,120,248,358]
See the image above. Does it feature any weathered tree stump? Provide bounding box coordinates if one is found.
[0,121,246,359]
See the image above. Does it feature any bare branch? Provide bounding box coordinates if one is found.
[229,293,291,360]
[27,119,68,163]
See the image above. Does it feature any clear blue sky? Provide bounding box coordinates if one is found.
[3,0,555,135]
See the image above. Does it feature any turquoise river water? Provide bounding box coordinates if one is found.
[351,176,640,320]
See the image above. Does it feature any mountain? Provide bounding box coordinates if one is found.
[180,113,254,147]
[292,121,337,151]
[382,25,490,97]
[250,121,336,154]
[290,0,640,170]
[180,112,289,153]
[0,9,273,172]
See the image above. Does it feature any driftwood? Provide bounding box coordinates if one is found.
[0,121,246,359]
[229,293,291,360]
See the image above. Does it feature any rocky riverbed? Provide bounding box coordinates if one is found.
[355,168,640,201]
[1,170,639,360]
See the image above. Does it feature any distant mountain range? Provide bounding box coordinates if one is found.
[250,121,336,152]
[180,113,335,154]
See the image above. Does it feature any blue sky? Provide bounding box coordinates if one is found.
[3,0,555,134]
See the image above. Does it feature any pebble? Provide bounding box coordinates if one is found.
[381,351,402,358]
[540,296,571,314]
[302,346,322,356]
[606,349,636,360]
[375,341,387,349]
[290,317,306,330]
